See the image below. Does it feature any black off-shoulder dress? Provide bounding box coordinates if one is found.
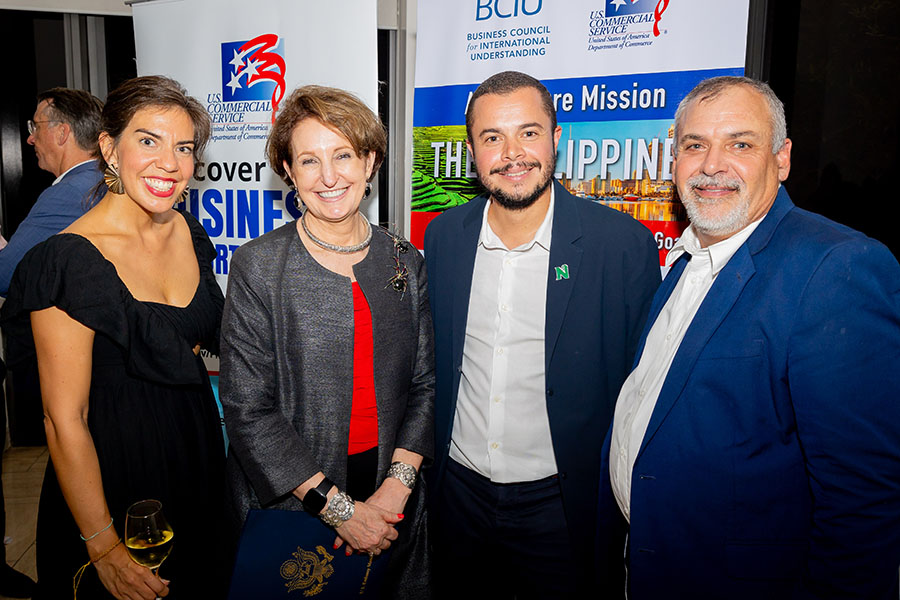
[0,212,226,599]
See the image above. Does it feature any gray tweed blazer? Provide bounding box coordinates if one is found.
[220,221,434,521]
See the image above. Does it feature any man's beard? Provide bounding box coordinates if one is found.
[679,173,750,238]
[480,152,556,211]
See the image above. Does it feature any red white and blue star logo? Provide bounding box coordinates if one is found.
[221,34,286,122]
[607,0,651,14]
[607,0,670,36]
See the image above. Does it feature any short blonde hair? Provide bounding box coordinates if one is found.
[267,85,386,186]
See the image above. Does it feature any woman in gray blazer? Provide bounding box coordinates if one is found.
[220,85,434,598]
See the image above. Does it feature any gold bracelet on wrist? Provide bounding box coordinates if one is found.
[74,537,123,598]
[90,538,122,564]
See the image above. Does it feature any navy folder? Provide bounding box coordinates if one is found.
[227,509,390,599]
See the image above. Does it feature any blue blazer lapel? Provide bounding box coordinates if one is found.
[635,186,794,458]
[637,242,757,458]
[450,197,486,381]
[630,255,689,372]
[546,184,584,369]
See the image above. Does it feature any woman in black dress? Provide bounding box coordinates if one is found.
[1,76,225,599]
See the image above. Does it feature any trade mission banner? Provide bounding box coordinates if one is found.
[412,0,750,263]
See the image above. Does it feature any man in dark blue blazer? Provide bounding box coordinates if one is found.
[0,87,101,598]
[425,71,660,597]
[0,88,103,296]
[601,76,900,599]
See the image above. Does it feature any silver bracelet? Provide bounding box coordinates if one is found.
[319,491,355,528]
[386,461,417,489]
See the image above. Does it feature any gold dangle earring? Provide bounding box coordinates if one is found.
[179,186,190,203]
[103,163,125,195]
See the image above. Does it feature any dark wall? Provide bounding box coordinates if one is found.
[105,14,138,92]
[33,16,68,94]
[1,11,60,242]
[765,0,900,258]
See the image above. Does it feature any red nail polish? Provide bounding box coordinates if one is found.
[333,541,340,549]
[397,513,404,519]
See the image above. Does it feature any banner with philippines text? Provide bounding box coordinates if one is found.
[132,0,377,389]
[412,0,750,263]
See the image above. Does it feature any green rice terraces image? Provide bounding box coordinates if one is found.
[412,125,483,212]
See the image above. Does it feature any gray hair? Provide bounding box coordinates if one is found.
[36,88,104,156]
[673,76,787,155]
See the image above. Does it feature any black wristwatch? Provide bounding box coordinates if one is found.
[302,477,334,514]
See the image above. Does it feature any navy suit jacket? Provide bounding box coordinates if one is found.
[425,181,660,563]
[0,160,100,296]
[598,187,900,599]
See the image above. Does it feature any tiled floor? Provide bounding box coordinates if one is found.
[1,446,46,600]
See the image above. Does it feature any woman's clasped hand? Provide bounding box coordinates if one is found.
[332,496,403,556]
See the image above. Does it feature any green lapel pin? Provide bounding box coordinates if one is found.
[554,264,570,281]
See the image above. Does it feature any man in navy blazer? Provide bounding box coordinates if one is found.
[0,87,103,296]
[425,71,660,597]
[601,76,900,598]
[0,87,101,598]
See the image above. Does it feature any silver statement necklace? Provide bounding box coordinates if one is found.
[301,211,373,254]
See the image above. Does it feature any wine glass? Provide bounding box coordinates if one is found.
[124,499,174,573]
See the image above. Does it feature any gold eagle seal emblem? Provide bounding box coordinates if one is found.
[280,545,335,596]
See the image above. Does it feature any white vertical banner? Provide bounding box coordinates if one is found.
[132,0,377,384]
[133,0,378,291]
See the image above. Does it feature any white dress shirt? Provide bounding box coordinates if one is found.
[449,189,558,483]
[610,215,764,522]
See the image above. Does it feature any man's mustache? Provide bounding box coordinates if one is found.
[687,174,743,193]
[489,161,542,176]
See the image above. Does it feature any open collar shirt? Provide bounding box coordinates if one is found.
[449,188,558,483]
[610,214,765,522]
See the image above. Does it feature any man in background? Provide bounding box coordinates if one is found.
[0,88,102,597]
[601,76,900,598]
[426,71,660,597]
[0,88,104,295]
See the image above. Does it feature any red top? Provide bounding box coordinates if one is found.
[348,282,378,455]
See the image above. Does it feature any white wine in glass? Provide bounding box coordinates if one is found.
[124,499,174,571]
